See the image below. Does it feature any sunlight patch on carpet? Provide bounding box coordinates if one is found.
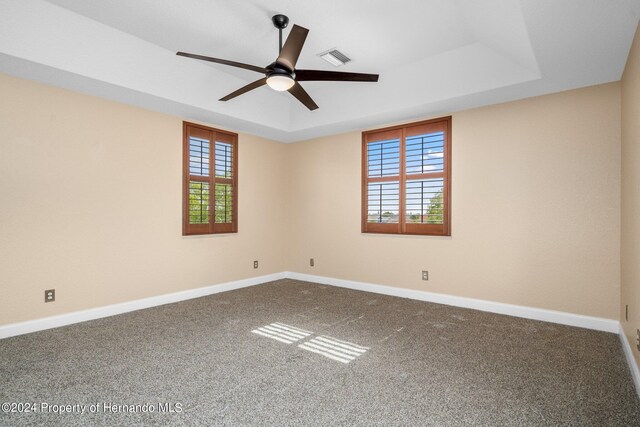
[251,323,369,364]
[298,335,369,364]
[251,322,312,344]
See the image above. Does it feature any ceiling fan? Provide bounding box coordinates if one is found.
[176,14,379,111]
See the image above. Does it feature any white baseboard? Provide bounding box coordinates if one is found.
[284,272,620,333]
[619,324,640,398]
[0,272,286,339]
[2,270,637,395]
[0,270,620,336]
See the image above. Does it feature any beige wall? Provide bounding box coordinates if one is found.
[0,73,288,325]
[621,23,640,368]
[0,72,625,327]
[287,83,621,320]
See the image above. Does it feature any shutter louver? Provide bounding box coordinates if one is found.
[215,141,233,179]
[189,137,210,177]
[405,178,444,224]
[189,181,210,224]
[214,183,233,223]
[188,135,211,226]
[368,138,400,177]
[213,140,234,227]
[405,132,444,174]
[367,182,400,223]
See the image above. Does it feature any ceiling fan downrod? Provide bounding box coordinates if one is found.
[272,14,289,53]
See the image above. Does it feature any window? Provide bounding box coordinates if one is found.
[362,116,451,236]
[183,122,238,235]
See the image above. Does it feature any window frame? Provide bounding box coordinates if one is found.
[361,116,451,236]
[182,121,238,236]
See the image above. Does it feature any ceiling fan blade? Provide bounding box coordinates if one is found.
[219,77,268,101]
[288,82,318,111]
[177,52,267,74]
[296,69,379,82]
[276,25,309,71]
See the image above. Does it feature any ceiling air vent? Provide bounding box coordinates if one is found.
[318,48,351,67]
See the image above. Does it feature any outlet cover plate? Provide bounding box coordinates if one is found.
[44,289,55,303]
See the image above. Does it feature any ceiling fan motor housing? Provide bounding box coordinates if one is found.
[268,62,295,78]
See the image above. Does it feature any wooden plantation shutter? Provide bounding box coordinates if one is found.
[363,129,402,234]
[362,116,451,236]
[183,122,238,235]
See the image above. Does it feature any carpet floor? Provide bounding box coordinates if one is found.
[1,279,639,426]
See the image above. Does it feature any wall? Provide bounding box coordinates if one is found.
[621,23,640,368]
[0,71,625,327]
[0,73,288,325]
[286,83,621,320]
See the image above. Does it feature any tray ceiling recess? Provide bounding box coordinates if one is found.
[0,0,638,142]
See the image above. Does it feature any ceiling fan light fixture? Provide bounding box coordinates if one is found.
[266,74,295,91]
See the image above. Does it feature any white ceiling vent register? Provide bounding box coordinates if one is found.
[319,48,351,67]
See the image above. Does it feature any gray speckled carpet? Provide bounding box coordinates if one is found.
[1,279,638,426]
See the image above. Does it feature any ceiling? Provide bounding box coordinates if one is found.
[0,0,638,142]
